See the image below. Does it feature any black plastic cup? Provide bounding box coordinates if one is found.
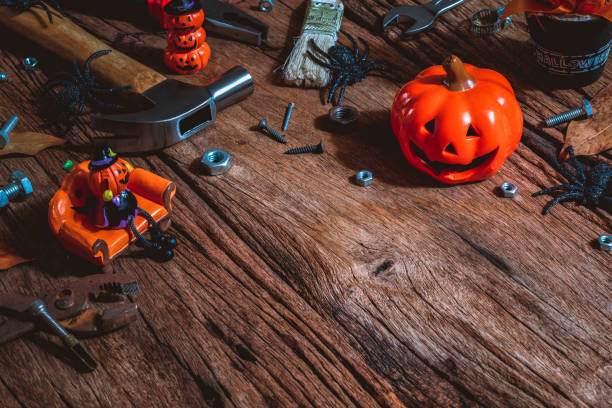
[527,13,612,88]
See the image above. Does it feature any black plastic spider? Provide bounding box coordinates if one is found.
[0,0,65,24]
[307,31,399,105]
[41,50,131,131]
[533,146,612,215]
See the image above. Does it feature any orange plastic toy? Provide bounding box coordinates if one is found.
[163,0,211,75]
[391,55,523,184]
[49,153,176,271]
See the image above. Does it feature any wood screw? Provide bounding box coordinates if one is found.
[285,141,324,155]
[544,99,593,127]
[281,102,295,131]
[257,119,287,144]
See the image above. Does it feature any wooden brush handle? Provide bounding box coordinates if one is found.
[0,6,166,94]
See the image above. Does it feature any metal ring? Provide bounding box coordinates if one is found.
[328,105,359,126]
[470,7,511,36]
[259,0,274,12]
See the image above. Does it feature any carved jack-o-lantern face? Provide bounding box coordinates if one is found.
[391,56,523,184]
[88,158,133,202]
[164,43,211,74]
[168,27,206,51]
[165,10,204,31]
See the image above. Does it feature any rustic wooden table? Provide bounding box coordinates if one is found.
[0,0,610,407]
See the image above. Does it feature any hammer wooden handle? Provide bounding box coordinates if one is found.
[0,6,166,94]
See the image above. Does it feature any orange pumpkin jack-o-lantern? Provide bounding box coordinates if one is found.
[391,55,523,184]
[87,148,133,202]
[168,27,206,50]
[164,43,211,74]
[164,6,204,31]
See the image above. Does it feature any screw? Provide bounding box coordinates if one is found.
[0,115,18,149]
[598,235,611,251]
[0,73,7,82]
[22,57,38,71]
[285,141,324,155]
[281,102,295,131]
[545,100,593,127]
[256,119,287,144]
[0,170,33,208]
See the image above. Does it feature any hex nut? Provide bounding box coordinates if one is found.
[329,105,359,126]
[9,171,33,196]
[259,0,274,11]
[355,170,373,187]
[598,235,612,251]
[500,181,518,198]
[22,57,38,71]
[0,73,7,82]
[201,149,231,176]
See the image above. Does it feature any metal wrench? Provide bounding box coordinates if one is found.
[382,0,468,36]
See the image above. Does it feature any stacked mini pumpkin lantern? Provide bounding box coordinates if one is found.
[391,55,524,184]
[163,0,211,75]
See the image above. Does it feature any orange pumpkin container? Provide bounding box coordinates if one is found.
[391,55,523,184]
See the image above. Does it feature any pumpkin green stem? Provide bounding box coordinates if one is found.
[443,55,476,91]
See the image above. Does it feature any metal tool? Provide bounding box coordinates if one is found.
[0,115,17,148]
[0,170,33,208]
[382,0,467,36]
[281,102,295,131]
[0,5,255,153]
[201,0,269,46]
[545,99,593,127]
[0,274,139,370]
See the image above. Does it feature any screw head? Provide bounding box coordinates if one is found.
[9,171,33,196]
[598,235,612,251]
[355,170,373,187]
[257,119,268,130]
[582,100,594,117]
[314,141,324,153]
[500,181,518,198]
[22,57,38,71]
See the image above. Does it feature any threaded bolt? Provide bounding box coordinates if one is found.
[256,118,287,144]
[0,170,33,208]
[545,100,593,127]
[281,102,295,131]
[285,141,324,155]
[0,115,18,149]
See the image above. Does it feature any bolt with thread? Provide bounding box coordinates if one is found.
[285,141,324,155]
[256,118,287,144]
[545,100,593,127]
[2,183,21,199]
[0,115,18,149]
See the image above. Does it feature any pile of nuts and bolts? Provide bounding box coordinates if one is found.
[329,105,359,127]
[201,149,232,176]
[355,170,373,187]
[22,57,38,71]
[259,0,274,12]
[598,235,612,251]
[0,171,33,208]
[500,181,518,198]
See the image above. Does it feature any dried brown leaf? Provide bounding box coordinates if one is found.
[0,242,34,270]
[0,131,66,157]
[560,84,612,161]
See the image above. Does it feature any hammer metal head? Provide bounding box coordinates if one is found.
[93,66,254,152]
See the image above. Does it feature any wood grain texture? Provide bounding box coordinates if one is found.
[0,0,610,407]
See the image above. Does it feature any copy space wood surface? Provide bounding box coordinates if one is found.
[0,1,610,407]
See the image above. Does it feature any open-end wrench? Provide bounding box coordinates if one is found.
[382,0,468,36]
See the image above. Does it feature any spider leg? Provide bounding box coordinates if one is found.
[532,184,580,197]
[307,40,342,66]
[339,30,359,60]
[358,37,370,62]
[71,60,83,81]
[87,93,125,111]
[90,85,131,93]
[335,79,349,106]
[84,50,111,77]
[327,73,347,105]
[567,146,586,184]
[542,192,583,215]
[306,51,343,70]
[42,79,73,93]
[549,148,582,186]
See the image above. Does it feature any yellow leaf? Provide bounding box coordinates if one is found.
[0,131,66,157]
[0,241,34,270]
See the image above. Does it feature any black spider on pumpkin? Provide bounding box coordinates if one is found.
[0,0,65,24]
[307,31,399,105]
[533,146,612,215]
[41,50,131,131]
